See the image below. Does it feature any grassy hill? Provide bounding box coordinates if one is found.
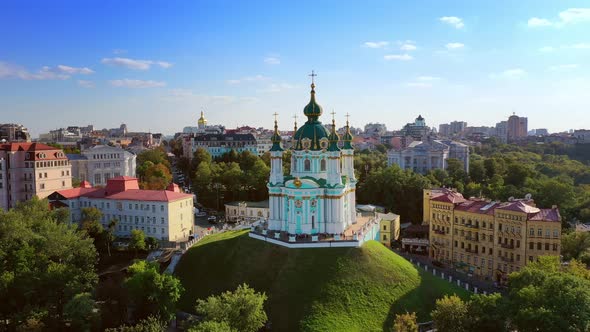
[175,230,468,332]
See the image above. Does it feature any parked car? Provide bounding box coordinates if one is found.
[207,216,217,224]
[196,212,207,217]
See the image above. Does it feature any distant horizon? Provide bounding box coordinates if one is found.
[2,1,589,137]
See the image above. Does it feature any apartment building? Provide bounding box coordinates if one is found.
[0,142,72,210]
[68,145,136,185]
[424,188,561,283]
[49,176,194,243]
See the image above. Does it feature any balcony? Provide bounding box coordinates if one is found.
[499,256,514,263]
[465,248,478,253]
[465,236,479,242]
[500,243,515,249]
[464,224,480,229]
[434,229,446,235]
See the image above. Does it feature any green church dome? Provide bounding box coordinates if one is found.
[293,83,330,151]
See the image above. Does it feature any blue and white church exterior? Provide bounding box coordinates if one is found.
[267,81,358,235]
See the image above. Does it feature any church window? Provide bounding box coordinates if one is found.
[320,159,326,171]
[304,159,311,171]
[312,215,315,229]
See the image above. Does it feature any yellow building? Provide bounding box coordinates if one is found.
[425,189,561,283]
[378,212,400,247]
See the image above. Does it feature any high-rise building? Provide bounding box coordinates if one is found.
[449,121,468,135]
[507,113,528,141]
[425,189,561,283]
[0,143,72,210]
[495,121,508,143]
[438,124,451,137]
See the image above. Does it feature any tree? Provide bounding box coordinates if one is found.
[0,198,98,330]
[63,292,99,331]
[469,159,487,184]
[195,284,267,332]
[141,163,173,190]
[124,261,184,322]
[561,231,590,261]
[145,236,160,250]
[392,312,418,332]
[507,256,590,332]
[431,294,468,332]
[104,316,167,332]
[467,293,506,332]
[105,218,119,256]
[130,229,147,255]
[446,158,467,185]
[189,320,235,332]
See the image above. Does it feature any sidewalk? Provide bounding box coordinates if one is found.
[393,249,502,295]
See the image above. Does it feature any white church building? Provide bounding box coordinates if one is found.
[266,80,358,235]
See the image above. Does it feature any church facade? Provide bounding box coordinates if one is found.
[267,81,357,235]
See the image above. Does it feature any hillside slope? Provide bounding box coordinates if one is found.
[175,230,467,331]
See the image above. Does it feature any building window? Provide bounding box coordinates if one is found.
[304,159,311,171]
[40,183,45,190]
[538,228,542,236]
[62,181,65,187]
[537,242,542,250]
[553,243,558,251]
[320,159,326,171]
[553,229,559,238]
[545,243,550,250]
[545,229,550,238]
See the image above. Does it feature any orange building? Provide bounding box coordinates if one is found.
[425,189,561,283]
[0,142,72,210]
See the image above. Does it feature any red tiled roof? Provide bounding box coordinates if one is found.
[0,142,59,152]
[454,200,497,215]
[431,191,466,204]
[496,200,540,214]
[53,177,192,202]
[529,208,561,222]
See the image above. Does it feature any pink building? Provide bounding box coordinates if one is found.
[49,177,194,243]
[0,142,72,210]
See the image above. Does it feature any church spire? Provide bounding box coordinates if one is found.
[270,112,283,152]
[303,70,323,121]
[343,113,354,150]
[327,111,340,151]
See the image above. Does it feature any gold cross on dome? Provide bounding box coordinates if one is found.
[293,114,298,122]
[273,112,278,121]
[309,70,317,84]
[331,111,336,121]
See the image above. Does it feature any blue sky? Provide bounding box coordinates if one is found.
[1,0,589,137]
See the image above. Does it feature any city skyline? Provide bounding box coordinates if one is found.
[1,1,590,136]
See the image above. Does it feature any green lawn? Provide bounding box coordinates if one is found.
[174,230,468,332]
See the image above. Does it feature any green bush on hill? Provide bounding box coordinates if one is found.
[175,230,468,332]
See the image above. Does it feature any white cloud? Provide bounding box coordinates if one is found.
[439,16,464,29]
[384,54,413,61]
[264,56,280,65]
[77,80,95,88]
[539,46,555,52]
[490,68,527,79]
[226,75,270,85]
[528,8,590,28]
[548,64,579,71]
[572,43,590,49]
[101,57,172,70]
[400,43,417,51]
[445,42,465,50]
[0,61,95,80]
[417,76,441,81]
[258,83,298,93]
[528,17,554,27]
[559,8,590,23]
[363,41,389,49]
[406,82,432,88]
[110,79,166,88]
[57,65,94,75]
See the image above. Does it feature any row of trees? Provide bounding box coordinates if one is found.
[393,256,590,332]
[180,149,270,209]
